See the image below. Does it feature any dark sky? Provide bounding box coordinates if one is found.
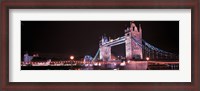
[21,21,179,59]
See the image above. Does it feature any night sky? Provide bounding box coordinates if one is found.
[21,21,179,60]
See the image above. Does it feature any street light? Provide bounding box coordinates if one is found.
[146,57,150,61]
[70,56,74,69]
[70,56,74,60]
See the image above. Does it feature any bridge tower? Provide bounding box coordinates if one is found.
[125,21,143,60]
[99,35,111,61]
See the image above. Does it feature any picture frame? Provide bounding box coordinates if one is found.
[0,0,199,91]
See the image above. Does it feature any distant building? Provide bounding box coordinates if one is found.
[84,55,93,63]
[24,53,33,62]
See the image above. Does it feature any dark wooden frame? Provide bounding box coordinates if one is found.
[0,0,199,91]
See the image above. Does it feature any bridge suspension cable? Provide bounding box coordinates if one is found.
[92,48,100,62]
[131,37,178,60]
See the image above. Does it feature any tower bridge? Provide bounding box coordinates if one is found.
[98,21,178,61]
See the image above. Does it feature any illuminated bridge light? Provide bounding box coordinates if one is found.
[146,57,150,61]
